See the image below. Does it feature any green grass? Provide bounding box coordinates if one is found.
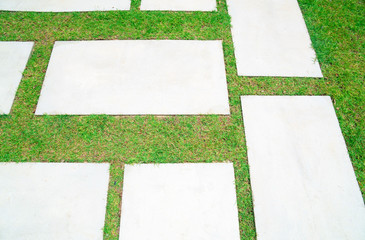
[0,0,364,238]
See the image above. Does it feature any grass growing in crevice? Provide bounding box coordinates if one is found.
[0,0,364,239]
[131,0,142,10]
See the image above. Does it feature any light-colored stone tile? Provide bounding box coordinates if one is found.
[0,42,33,114]
[241,96,365,239]
[227,0,323,77]
[119,163,240,240]
[140,0,216,11]
[0,0,130,12]
[36,40,229,115]
[0,163,110,240]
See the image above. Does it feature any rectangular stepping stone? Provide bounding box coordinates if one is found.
[119,163,240,240]
[0,42,33,114]
[35,40,229,115]
[0,0,130,12]
[0,163,110,240]
[140,0,216,11]
[227,0,323,77]
[241,96,365,239]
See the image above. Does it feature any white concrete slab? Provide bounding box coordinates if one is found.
[0,0,130,12]
[241,96,365,239]
[0,163,110,240]
[119,163,240,240]
[227,0,323,77]
[35,40,229,115]
[140,0,216,11]
[0,42,33,114]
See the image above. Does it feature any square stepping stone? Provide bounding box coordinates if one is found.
[0,42,33,114]
[241,96,365,239]
[119,163,240,240]
[227,0,323,77]
[35,40,229,115]
[0,163,110,240]
[0,0,130,12]
[140,0,216,11]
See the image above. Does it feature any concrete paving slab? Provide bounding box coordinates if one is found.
[0,0,130,12]
[140,0,216,11]
[35,40,229,115]
[119,163,240,240]
[227,0,323,77]
[0,163,110,240]
[241,96,365,239]
[0,42,33,114]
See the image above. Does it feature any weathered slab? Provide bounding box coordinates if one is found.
[227,0,323,77]
[241,96,365,239]
[140,0,216,11]
[119,163,240,240]
[36,40,229,115]
[0,42,33,114]
[0,163,110,240]
[0,0,130,12]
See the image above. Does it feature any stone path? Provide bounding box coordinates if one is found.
[35,40,230,115]
[0,0,130,12]
[227,0,323,77]
[140,0,216,11]
[0,163,110,240]
[241,96,365,239]
[0,42,33,114]
[119,163,240,240]
[1,0,364,239]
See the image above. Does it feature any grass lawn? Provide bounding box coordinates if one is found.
[0,0,364,239]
